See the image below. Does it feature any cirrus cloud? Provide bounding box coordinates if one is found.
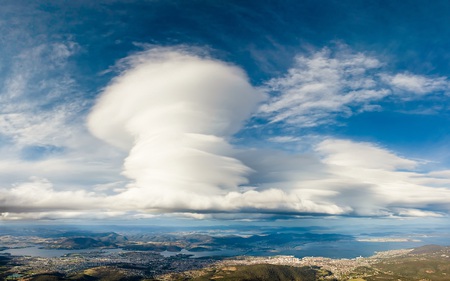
[259,47,450,128]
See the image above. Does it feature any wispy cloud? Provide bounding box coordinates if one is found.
[267,136,303,143]
[0,39,127,199]
[382,73,449,96]
[258,48,388,127]
[0,42,82,147]
[259,47,450,128]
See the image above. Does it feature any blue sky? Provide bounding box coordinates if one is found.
[2,0,450,223]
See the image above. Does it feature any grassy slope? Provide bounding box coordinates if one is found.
[348,245,450,281]
[185,264,335,281]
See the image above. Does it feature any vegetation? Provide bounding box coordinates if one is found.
[5,244,450,280]
[345,245,450,281]
[47,232,129,250]
[0,255,12,280]
[21,267,142,281]
[167,264,335,281]
[123,244,182,252]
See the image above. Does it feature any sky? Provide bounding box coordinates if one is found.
[2,0,450,224]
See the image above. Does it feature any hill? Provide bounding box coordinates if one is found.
[54,237,116,249]
[46,232,127,250]
[348,245,450,280]
[159,264,334,281]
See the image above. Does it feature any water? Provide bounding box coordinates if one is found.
[160,248,242,258]
[1,246,123,258]
[2,235,449,259]
[1,246,238,259]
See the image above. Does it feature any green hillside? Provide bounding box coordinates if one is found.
[178,264,335,281]
[348,245,450,281]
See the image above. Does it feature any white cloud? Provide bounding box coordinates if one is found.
[0,42,82,147]
[316,139,417,170]
[3,47,450,221]
[88,48,263,150]
[88,47,264,210]
[85,48,352,217]
[384,73,449,95]
[0,177,104,214]
[259,48,389,127]
[91,48,450,216]
[6,135,450,220]
[312,139,450,216]
[267,136,303,143]
[0,40,128,210]
[259,47,450,128]
[0,155,123,189]
[394,208,444,218]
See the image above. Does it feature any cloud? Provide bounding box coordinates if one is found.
[0,42,82,147]
[259,47,450,128]
[0,155,123,189]
[0,38,128,211]
[88,47,264,210]
[5,135,450,220]
[88,48,262,150]
[234,139,450,218]
[0,177,103,214]
[267,136,303,143]
[258,48,389,127]
[85,48,350,217]
[3,47,450,221]
[383,73,449,95]
[85,47,450,218]
[316,139,417,170]
[394,208,444,218]
[312,139,450,217]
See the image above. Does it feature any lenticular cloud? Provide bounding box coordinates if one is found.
[88,49,262,210]
[84,48,450,219]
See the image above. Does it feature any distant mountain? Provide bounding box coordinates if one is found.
[99,232,353,253]
[122,244,182,252]
[54,237,116,249]
[47,232,128,249]
[210,232,352,250]
[409,244,446,254]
